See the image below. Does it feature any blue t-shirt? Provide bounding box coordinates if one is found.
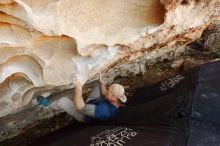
[84,98,119,122]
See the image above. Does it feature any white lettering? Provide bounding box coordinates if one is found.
[160,75,185,91]
[90,127,138,146]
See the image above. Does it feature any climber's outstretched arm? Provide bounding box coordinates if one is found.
[72,77,85,110]
[99,73,107,97]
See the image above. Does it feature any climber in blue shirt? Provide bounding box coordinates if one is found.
[37,73,127,122]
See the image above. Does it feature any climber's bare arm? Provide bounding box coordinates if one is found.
[99,73,107,97]
[99,73,109,99]
[72,77,85,110]
[99,80,107,97]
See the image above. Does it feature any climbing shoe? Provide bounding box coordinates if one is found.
[36,96,50,107]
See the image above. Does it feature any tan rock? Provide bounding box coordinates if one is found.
[171,59,184,68]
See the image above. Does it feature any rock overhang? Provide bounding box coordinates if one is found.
[0,0,219,118]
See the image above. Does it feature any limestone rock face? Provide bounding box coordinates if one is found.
[0,0,219,117]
